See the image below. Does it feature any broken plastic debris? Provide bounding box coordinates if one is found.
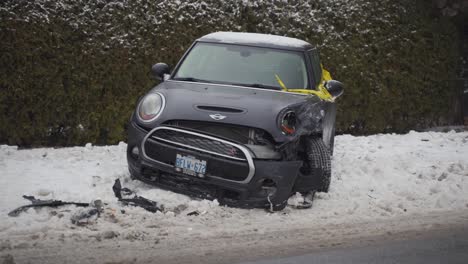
[187,211,199,216]
[8,195,90,217]
[112,179,163,213]
[288,191,315,210]
[71,208,100,226]
[70,200,104,226]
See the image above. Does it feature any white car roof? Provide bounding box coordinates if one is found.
[198,32,313,51]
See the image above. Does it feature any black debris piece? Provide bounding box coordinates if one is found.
[8,195,89,217]
[112,179,163,213]
[71,208,100,226]
[70,200,104,226]
[292,200,313,209]
[187,211,200,216]
[290,191,315,210]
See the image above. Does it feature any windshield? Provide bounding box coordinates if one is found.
[173,42,309,90]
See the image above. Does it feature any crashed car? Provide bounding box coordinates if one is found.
[127,32,344,210]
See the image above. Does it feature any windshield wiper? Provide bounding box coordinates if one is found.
[173,78,281,91]
[172,77,212,83]
[243,83,282,91]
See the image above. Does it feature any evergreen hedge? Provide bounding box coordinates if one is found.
[0,0,460,146]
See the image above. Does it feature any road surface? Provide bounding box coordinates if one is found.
[239,224,468,264]
[1,210,468,264]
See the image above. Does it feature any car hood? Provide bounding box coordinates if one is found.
[137,80,323,143]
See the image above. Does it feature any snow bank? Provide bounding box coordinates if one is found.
[0,131,467,243]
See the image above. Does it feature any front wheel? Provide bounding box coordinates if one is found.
[295,137,332,193]
[322,103,337,156]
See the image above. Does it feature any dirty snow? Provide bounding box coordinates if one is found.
[0,131,467,260]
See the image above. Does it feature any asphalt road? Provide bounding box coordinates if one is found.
[238,226,468,264]
[2,211,468,264]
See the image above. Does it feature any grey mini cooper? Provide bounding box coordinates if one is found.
[127,32,344,210]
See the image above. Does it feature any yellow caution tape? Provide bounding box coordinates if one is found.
[286,87,333,101]
[275,74,288,91]
[275,64,334,101]
[321,64,332,83]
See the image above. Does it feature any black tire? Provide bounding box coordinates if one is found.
[328,126,336,156]
[305,137,331,192]
[322,103,337,156]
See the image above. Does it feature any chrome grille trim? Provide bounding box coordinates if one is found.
[141,126,256,184]
[150,136,246,161]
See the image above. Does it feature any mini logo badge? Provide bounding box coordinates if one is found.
[209,114,226,120]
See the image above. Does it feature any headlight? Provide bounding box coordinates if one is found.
[279,110,296,135]
[137,92,165,122]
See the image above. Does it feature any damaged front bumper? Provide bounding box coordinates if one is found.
[127,122,302,210]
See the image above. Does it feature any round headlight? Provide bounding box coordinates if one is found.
[280,111,296,135]
[138,93,165,122]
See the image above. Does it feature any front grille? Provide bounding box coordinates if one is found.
[151,127,246,160]
[164,120,275,146]
[164,120,251,144]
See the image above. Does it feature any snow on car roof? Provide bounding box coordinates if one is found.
[198,32,313,50]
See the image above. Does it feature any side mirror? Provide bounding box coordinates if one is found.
[325,80,344,99]
[151,63,170,81]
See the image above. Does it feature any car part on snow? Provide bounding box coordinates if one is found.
[70,200,104,226]
[112,179,163,213]
[289,191,316,210]
[71,206,102,226]
[8,195,90,217]
[187,210,200,216]
[292,202,313,210]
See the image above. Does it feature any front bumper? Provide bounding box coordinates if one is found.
[127,122,302,210]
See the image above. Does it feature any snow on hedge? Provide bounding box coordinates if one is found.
[0,0,408,54]
[0,131,467,243]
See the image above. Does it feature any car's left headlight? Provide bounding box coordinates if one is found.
[137,92,165,122]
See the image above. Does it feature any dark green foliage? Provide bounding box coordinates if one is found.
[0,0,460,146]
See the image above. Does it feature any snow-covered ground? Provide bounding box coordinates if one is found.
[0,131,467,263]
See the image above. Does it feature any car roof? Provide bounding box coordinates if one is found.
[197,32,314,51]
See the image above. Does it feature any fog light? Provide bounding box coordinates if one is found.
[131,146,140,159]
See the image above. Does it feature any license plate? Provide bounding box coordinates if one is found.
[175,154,207,177]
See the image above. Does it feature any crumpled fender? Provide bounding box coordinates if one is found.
[249,160,302,209]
